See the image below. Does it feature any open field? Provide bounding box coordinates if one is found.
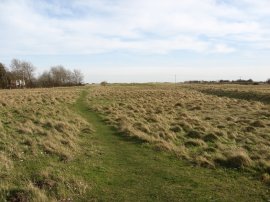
[88,84,270,179]
[0,85,270,201]
[185,84,270,104]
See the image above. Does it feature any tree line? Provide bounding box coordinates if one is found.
[185,79,270,85]
[0,59,84,89]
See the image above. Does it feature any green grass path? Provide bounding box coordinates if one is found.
[72,90,270,201]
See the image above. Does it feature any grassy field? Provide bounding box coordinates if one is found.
[0,87,92,201]
[0,85,270,201]
[185,84,270,104]
[88,84,270,180]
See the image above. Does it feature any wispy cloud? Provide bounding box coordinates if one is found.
[0,0,269,55]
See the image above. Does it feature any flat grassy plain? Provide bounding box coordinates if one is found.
[88,84,270,180]
[0,84,270,201]
[185,84,270,104]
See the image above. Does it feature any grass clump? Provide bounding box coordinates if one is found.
[203,133,219,142]
[170,125,182,132]
[261,173,270,185]
[6,188,32,202]
[185,139,207,147]
[186,130,202,139]
[216,150,253,169]
[0,152,13,175]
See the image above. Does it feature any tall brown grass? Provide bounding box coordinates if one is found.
[0,87,92,201]
[87,84,270,181]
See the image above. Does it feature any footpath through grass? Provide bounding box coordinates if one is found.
[73,90,270,201]
[2,88,269,201]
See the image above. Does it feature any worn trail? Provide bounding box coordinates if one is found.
[73,90,269,201]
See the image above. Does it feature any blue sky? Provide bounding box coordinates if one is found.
[0,0,270,83]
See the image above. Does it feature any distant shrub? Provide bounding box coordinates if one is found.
[267,79,270,84]
[100,81,108,86]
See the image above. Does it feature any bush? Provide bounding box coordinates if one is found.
[100,81,108,86]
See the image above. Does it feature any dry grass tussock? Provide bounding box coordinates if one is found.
[87,84,270,179]
[0,87,92,200]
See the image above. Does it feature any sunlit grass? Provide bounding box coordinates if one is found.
[1,85,269,201]
[0,87,92,201]
[87,84,270,181]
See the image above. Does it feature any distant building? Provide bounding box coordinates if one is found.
[8,79,26,89]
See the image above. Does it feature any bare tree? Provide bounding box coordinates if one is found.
[21,61,35,87]
[38,65,85,87]
[8,59,85,88]
[73,69,84,85]
[50,65,67,86]
[65,69,73,85]
[10,58,22,80]
[38,71,52,87]
[10,59,36,87]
